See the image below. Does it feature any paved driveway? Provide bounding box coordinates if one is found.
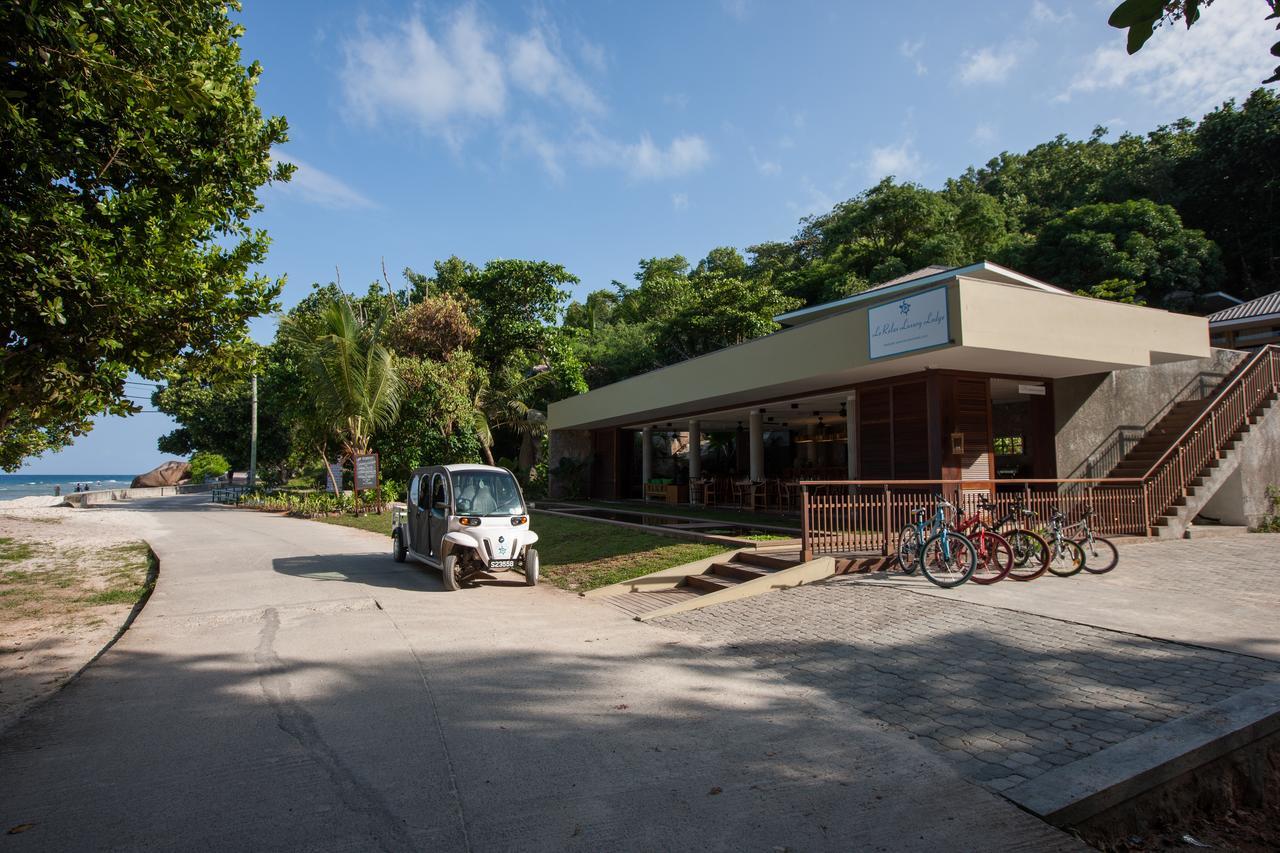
[0,496,1078,851]
[657,535,1280,795]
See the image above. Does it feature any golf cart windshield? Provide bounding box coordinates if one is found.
[452,470,525,517]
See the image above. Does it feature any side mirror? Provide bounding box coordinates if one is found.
[527,501,536,510]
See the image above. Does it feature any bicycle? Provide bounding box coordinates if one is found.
[952,500,1014,584]
[909,496,977,588]
[1061,506,1119,574]
[1043,508,1086,577]
[985,498,1049,582]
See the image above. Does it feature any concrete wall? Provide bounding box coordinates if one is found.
[1198,400,1280,527]
[1053,349,1246,479]
[547,429,592,500]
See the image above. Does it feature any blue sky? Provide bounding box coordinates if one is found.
[23,0,1278,474]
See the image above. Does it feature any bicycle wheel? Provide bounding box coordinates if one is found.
[970,530,1013,585]
[896,524,921,575]
[1005,528,1049,581]
[1046,538,1085,577]
[921,532,976,588]
[1079,535,1119,574]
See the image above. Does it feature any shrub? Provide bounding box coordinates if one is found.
[190,451,231,482]
[1256,485,1280,533]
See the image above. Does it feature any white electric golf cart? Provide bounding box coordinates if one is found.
[392,464,539,591]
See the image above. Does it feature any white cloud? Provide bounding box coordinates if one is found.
[578,38,607,74]
[341,7,506,141]
[786,177,836,218]
[671,192,689,210]
[1060,2,1278,115]
[900,39,927,76]
[270,150,376,210]
[1030,1,1071,25]
[971,122,998,146]
[591,133,709,180]
[750,146,781,176]
[958,44,1022,85]
[865,139,926,183]
[508,26,602,113]
[505,123,565,182]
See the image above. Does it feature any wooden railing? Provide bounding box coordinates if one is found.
[799,345,1280,560]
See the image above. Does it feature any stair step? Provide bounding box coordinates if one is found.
[709,561,771,581]
[683,573,741,592]
[734,551,800,570]
[1186,524,1249,539]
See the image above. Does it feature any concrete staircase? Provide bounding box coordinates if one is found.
[1107,398,1211,479]
[681,551,800,592]
[1151,391,1278,539]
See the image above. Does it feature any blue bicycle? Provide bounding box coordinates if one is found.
[896,496,977,588]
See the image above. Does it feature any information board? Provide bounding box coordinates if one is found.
[354,454,379,491]
[868,285,950,360]
[326,462,344,494]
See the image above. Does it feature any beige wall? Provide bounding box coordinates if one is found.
[549,275,1210,432]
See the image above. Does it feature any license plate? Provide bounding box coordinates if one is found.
[489,559,515,570]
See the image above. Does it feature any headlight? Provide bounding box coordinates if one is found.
[459,516,482,527]
[511,516,527,526]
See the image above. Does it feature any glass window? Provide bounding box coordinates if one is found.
[451,470,525,516]
[430,474,448,516]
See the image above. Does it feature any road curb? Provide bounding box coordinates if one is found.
[1005,681,1280,827]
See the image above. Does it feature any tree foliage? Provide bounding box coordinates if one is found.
[1,0,290,470]
[1107,0,1279,84]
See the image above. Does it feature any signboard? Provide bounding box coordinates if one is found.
[354,454,379,491]
[326,463,344,494]
[868,285,950,360]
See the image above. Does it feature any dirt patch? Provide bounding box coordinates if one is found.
[0,509,156,732]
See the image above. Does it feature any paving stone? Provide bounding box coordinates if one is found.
[655,561,1280,794]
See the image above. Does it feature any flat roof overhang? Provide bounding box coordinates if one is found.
[549,276,1210,432]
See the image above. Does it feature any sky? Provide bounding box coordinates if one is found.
[22,0,1279,474]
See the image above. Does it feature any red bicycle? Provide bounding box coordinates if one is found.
[950,499,1014,584]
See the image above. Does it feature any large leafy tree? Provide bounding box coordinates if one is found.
[0,1,291,470]
[1005,200,1223,308]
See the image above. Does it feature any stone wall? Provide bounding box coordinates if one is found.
[1053,349,1246,480]
[1197,397,1280,528]
[547,429,593,500]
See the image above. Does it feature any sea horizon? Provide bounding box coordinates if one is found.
[0,473,137,500]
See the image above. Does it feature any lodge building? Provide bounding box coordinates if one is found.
[546,262,1280,536]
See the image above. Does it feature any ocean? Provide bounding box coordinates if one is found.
[0,474,135,500]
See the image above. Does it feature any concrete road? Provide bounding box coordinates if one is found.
[0,496,1079,851]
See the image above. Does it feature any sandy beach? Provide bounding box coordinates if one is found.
[0,497,161,733]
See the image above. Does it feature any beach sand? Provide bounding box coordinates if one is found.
[0,498,161,733]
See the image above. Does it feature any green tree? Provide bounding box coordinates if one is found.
[0,0,290,470]
[153,371,289,472]
[1005,200,1223,308]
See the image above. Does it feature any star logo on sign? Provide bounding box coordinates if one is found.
[899,300,911,315]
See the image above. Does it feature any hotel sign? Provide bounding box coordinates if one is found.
[868,285,950,360]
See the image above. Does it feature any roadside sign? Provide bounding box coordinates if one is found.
[326,462,344,494]
[354,454,379,491]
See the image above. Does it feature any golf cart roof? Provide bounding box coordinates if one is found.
[412,464,516,477]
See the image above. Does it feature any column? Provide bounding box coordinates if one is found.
[688,419,701,504]
[846,393,859,480]
[641,426,653,499]
[805,424,818,465]
[749,410,765,482]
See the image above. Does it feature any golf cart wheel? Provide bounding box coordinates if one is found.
[524,548,539,586]
[442,553,462,591]
[392,530,407,563]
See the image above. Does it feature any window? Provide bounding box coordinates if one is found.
[430,474,448,516]
[452,470,525,516]
[993,436,1024,455]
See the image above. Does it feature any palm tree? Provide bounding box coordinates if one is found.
[468,367,551,468]
[285,295,401,467]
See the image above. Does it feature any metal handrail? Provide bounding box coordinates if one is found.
[1140,345,1279,480]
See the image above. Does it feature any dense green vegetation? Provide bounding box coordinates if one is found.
[153,88,1279,492]
[1,0,291,470]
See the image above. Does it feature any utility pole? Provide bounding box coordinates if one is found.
[248,374,258,488]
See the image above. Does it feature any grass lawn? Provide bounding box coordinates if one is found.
[312,510,727,592]
[554,499,801,531]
